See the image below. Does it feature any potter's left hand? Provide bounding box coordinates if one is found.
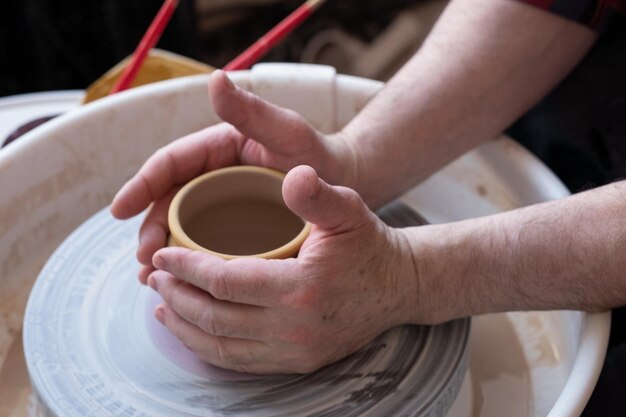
[110,70,358,286]
[147,165,420,374]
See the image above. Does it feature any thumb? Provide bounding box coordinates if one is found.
[283,165,371,233]
[209,70,316,154]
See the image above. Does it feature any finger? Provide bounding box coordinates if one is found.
[153,247,297,307]
[283,165,371,233]
[136,188,179,265]
[149,270,268,340]
[111,124,241,219]
[155,303,272,373]
[209,70,318,156]
[138,264,155,285]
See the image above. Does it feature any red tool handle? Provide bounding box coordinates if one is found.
[110,0,179,94]
[224,0,325,71]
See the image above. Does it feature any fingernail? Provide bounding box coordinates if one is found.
[223,72,236,90]
[153,254,167,270]
[155,305,166,324]
[147,274,159,291]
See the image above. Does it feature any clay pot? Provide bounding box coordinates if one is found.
[168,165,311,259]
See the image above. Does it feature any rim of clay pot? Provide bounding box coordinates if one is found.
[168,165,312,259]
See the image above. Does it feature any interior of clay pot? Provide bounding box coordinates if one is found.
[0,63,610,417]
[169,166,308,258]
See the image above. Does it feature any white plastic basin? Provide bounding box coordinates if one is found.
[0,63,609,417]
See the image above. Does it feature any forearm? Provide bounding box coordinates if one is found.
[401,180,626,324]
[341,0,596,207]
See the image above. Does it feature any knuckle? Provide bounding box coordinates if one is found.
[281,107,299,120]
[281,108,303,126]
[342,187,371,227]
[183,249,201,268]
[199,309,222,336]
[163,279,184,305]
[156,145,175,161]
[343,187,365,211]
[283,110,313,139]
[153,146,166,157]
[187,251,208,277]
[156,147,178,180]
[137,172,156,201]
[153,147,170,166]
[214,339,236,364]
[186,248,204,263]
[193,349,221,368]
[208,270,234,301]
[287,282,324,311]
[156,275,174,298]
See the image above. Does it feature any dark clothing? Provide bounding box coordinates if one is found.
[508,22,626,192]
[518,0,625,31]
[510,1,626,416]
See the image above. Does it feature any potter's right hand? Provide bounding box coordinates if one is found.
[110,70,357,284]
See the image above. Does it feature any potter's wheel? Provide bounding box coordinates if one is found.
[23,202,469,417]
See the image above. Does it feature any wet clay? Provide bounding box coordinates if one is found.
[0,331,30,417]
[469,314,531,417]
[184,198,304,256]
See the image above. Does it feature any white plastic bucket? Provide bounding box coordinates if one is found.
[0,63,609,416]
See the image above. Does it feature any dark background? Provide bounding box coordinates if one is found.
[0,0,201,96]
[0,0,421,97]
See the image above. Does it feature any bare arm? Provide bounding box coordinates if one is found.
[402,180,626,323]
[341,0,597,207]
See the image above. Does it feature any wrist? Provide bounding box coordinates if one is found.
[395,224,483,325]
[384,225,454,326]
[394,226,447,325]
